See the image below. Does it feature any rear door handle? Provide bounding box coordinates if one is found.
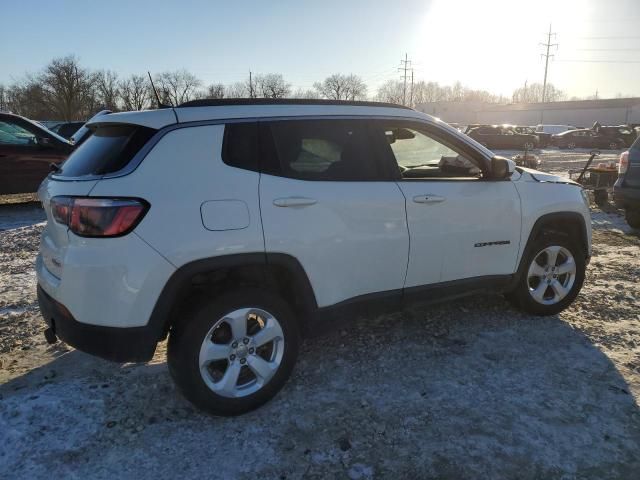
[413,194,446,204]
[273,197,318,207]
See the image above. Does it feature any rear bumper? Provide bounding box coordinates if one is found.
[37,285,158,362]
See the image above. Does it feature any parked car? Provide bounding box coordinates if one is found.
[50,121,85,140]
[36,99,591,415]
[596,125,637,148]
[551,129,626,150]
[467,125,538,150]
[536,124,577,136]
[67,110,112,147]
[613,137,640,228]
[514,125,552,148]
[0,112,72,195]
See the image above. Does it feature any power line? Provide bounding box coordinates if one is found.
[540,24,558,103]
[578,36,640,40]
[576,48,640,52]
[556,59,640,63]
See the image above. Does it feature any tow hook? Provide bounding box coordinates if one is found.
[44,327,58,344]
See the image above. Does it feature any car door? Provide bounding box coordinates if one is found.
[0,117,68,194]
[369,119,522,288]
[258,118,409,309]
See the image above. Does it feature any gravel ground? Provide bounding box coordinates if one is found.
[1,150,639,479]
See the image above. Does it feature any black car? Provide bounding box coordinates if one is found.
[513,125,552,148]
[597,125,637,148]
[466,125,538,150]
[0,112,72,194]
[50,121,84,140]
[614,137,640,228]
[551,129,625,150]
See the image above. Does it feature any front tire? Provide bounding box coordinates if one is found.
[168,288,299,416]
[507,234,585,316]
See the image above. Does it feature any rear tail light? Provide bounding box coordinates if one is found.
[50,196,148,237]
[618,151,629,174]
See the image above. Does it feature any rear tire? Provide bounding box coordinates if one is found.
[167,288,299,416]
[626,209,640,229]
[594,189,608,206]
[507,234,585,316]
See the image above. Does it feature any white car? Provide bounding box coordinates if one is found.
[36,99,592,415]
[536,124,578,135]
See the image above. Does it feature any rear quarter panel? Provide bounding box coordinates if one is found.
[89,124,265,267]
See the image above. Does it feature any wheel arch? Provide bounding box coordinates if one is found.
[517,212,589,274]
[146,252,318,342]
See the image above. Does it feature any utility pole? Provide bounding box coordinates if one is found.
[249,71,256,98]
[540,24,558,103]
[409,69,414,108]
[398,53,412,106]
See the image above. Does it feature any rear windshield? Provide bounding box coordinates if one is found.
[57,124,156,177]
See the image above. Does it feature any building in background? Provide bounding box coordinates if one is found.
[416,97,640,127]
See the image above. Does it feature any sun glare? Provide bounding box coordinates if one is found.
[413,0,593,96]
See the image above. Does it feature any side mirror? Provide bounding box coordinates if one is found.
[490,156,516,179]
[37,136,52,147]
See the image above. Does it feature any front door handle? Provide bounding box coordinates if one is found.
[273,197,318,208]
[413,194,446,204]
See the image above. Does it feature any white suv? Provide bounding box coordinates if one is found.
[36,99,592,415]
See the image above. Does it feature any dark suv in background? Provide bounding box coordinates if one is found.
[466,125,538,150]
[614,137,640,228]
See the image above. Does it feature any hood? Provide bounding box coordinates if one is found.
[516,167,581,186]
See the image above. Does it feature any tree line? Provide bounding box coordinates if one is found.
[0,56,567,121]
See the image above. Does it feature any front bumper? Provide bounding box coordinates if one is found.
[37,285,158,362]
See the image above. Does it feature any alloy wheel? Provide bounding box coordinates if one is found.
[527,245,577,305]
[567,142,576,149]
[198,307,285,398]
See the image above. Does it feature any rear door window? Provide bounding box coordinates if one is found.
[57,124,156,177]
[261,120,382,181]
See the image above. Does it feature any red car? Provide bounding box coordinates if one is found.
[0,112,72,195]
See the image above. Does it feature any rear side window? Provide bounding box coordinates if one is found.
[222,122,259,171]
[262,120,381,181]
[58,124,155,177]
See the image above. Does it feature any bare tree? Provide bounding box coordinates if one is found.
[0,84,7,111]
[290,88,320,99]
[225,81,249,98]
[154,69,202,106]
[512,82,565,103]
[38,56,97,120]
[314,74,367,101]
[3,80,50,119]
[204,83,225,99]
[376,80,404,105]
[119,74,150,111]
[95,70,120,110]
[253,74,291,98]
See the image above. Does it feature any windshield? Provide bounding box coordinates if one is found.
[21,117,70,144]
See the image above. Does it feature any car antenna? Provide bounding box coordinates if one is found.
[147,71,172,109]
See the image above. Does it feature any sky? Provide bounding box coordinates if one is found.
[1,0,639,100]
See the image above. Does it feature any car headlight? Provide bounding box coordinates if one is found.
[580,188,590,207]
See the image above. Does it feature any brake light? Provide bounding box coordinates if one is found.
[50,197,148,237]
[619,151,629,174]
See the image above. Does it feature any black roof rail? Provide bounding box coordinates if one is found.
[176,98,413,110]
